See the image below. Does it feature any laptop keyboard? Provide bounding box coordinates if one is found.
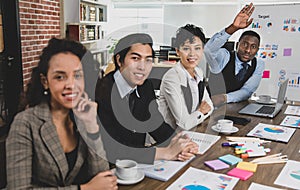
[256,106,275,114]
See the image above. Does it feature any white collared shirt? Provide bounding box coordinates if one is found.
[204,29,265,103]
[158,62,214,130]
[235,54,251,75]
[113,70,140,99]
[180,63,203,112]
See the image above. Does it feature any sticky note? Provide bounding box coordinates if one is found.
[283,48,292,56]
[262,70,270,78]
[237,161,258,172]
[218,154,243,165]
[227,168,253,180]
[204,160,230,170]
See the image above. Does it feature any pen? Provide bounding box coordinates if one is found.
[222,142,244,147]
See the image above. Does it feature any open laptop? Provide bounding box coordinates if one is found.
[238,79,288,118]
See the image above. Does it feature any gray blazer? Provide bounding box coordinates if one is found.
[159,63,213,130]
[6,103,109,189]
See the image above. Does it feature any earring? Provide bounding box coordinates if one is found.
[43,89,48,95]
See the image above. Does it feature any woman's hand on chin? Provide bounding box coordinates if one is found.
[73,92,99,133]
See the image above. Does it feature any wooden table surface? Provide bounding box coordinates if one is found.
[118,101,300,190]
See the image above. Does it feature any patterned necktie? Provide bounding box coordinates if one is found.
[236,62,248,81]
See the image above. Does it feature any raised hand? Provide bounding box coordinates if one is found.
[226,3,255,35]
[233,3,255,29]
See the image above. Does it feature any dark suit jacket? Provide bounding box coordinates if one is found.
[208,51,257,96]
[6,103,108,189]
[95,71,175,164]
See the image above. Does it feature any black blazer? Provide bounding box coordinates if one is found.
[208,51,257,96]
[95,71,175,164]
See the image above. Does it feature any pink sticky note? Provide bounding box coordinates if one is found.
[262,70,270,78]
[283,48,292,56]
[204,160,230,170]
[227,168,253,180]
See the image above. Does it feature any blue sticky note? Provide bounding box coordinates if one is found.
[204,159,230,170]
[218,154,242,165]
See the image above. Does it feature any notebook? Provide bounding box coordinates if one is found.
[238,79,288,118]
[182,131,220,155]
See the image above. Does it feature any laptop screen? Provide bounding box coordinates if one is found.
[274,79,288,110]
[277,79,288,105]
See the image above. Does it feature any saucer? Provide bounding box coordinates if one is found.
[111,168,145,185]
[211,125,239,134]
[255,99,276,105]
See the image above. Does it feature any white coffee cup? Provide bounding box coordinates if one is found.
[115,159,138,180]
[259,95,271,102]
[216,119,234,131]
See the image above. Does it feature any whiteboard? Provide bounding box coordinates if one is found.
[163,4,239,42]
[248,3,300,101]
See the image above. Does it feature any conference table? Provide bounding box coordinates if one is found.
[118,101,300,190]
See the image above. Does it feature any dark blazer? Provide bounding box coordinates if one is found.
[95,71,175,164]
[208,51,257,96]
[6,103,108,189]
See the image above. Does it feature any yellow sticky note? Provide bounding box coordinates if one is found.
[237,161,257,172]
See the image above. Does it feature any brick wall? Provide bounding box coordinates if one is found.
[19,0,61,85]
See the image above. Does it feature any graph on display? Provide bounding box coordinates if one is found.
[257,44,278,59]
[279,71,300,102]
[284,105,300,115]
[166,167,239,190]
[247,123,296,143]
[275,160,300,189]
[264,127,284,133]
[182,185,210,190]
[280,115,300,128]
[288,75,300,87]
[252,22,262,29]
[290,170,300,180]
[249,3,300,102]
[283,18,300,33]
